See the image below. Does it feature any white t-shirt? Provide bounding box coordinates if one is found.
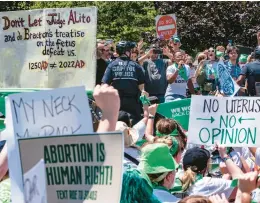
[153,189,180,203]
[187,177,234,198]
[189,67,199,88]
[165,64,191,97]
[132,120,146,140]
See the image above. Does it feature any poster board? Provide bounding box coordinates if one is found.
[4,86,93,203]
[18,133,123,203]
[157,98,190,130]
[0,7,97,89]
[188,95,260,146]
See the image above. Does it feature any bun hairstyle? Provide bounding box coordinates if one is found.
[156,118,187,148]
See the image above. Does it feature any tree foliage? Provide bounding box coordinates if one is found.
[1,1,260,54]
[154,1,260,53]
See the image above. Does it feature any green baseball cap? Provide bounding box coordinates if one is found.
[171,36,180,43]
[138,143,178,174]
[239,54,248,63]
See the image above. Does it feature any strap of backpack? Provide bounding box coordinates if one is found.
[124,152,139,165]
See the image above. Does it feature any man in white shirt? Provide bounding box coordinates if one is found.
[165,51,195,102]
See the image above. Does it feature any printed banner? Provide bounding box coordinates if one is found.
[217,60,240,96]
[0,7,97,89]
[157,99,190,130]
[18,133,123,203]
[188,95,260,146]
[23,159,47,203]
[5,86,93,203]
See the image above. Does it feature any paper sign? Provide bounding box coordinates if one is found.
[0,7,97,89]
[23,159,47,203]
[18,133,123,203]
[188,95,260,147]
[217,60,240,96]
[157,99,190,130]
[5,86,93,203]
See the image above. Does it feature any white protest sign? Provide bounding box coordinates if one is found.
[188,95,260,147]
[5,86,93,203]
[23,159,47,203]
[0,7,97,89]
[18,133,123,203]
[217,60,240,96]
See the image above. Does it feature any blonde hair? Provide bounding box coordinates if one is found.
[179,195,212,203]
[181,167,197,192]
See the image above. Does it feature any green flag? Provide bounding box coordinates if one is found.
[157,99,191,130]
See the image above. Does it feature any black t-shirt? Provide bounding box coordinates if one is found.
[96,58,108,85]
[102,57,145,96]
[240,60,260,96]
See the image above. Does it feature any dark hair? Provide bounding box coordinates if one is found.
[179,196,212,203]
[227,46,239,55]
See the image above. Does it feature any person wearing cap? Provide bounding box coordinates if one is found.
[238,54,248,69]
[169,36,183,54]
[180,146,245,200]
[138,143,180,203]
[237,46,260,96]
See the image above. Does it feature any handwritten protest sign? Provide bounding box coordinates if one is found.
[23,159,47,203]
[217,60,240,96]
[188,95,260,146]
[0,7,97,89]
[18,133,123,203]
[4,86,93,203]
[157,99,190,130]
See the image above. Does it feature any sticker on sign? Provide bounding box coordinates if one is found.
[155,14,177,40]
[188,96,260,147]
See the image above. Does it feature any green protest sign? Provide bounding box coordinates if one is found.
[188,95,260,146]
[157,99,191,130]
[18,133,123,203]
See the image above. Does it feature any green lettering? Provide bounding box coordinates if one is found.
[238,128,247,143]
[229,116,236,128]
[199,128,210,143]
[46,167,54,185]
[57,145,65,163]
[64,144,72,162]
[212,128,221,144]
[50,145,57,163]
[247,128,256,144]
[44,146,51,164]
[85,166,91,185]
[219,115,228,128]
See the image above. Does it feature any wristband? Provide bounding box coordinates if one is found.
[149,115,155,119]
[222,156,231,162]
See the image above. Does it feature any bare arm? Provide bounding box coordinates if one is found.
[144,104,158,143]
[0,144,8,181]
[138,49,153,66]
[139,84,144,92]
[167,70,179,84]
[236,75,246,86]
[94,85,120,132]
[187,78,195,94]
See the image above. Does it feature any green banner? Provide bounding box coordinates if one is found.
[157,99,191,131]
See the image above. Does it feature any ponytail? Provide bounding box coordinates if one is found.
[181,167,196,192]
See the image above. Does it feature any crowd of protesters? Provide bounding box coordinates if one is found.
[92,32,260,203]
[0,31,260,203]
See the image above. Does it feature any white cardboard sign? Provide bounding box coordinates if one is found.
[5,86,93,203]
[0,7,97,89]
[188,95,260,147]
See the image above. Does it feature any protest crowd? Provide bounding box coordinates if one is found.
[1,6,260,203]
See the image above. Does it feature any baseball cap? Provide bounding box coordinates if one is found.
[116,121,139,147]
[171,36,181,43]
[138,143,178,174]
[183,147,210,173]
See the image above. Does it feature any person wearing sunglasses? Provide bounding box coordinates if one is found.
[196,48,221,96]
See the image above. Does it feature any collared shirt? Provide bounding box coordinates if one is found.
[225,61,241,80]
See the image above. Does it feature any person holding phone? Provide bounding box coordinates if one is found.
[165,51,195,102]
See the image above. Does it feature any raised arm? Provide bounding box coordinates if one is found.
[93,84,120,132]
